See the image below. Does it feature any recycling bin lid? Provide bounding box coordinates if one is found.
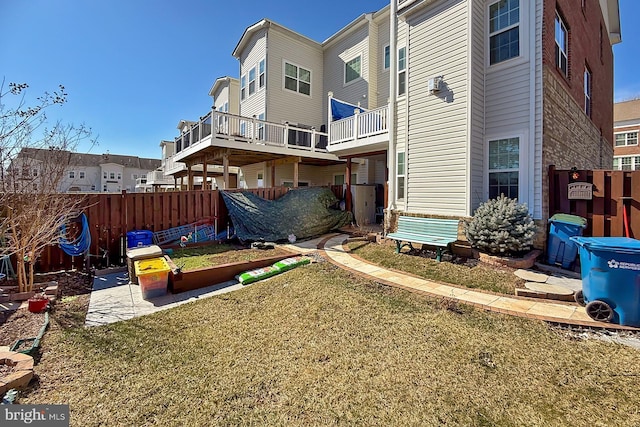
[569,236,640,254]
[549,214,587,228]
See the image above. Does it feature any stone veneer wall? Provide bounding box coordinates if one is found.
[542,67,613,224]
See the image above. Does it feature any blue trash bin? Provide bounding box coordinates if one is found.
[126,230,154,249]
[570,236,640,326]
[547,214,587,268]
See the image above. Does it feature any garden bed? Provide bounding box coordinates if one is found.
[166,243,301,293]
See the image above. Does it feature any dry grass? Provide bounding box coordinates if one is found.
[22,262,640,426]
[170,243,294,271]
[347,240,522,294]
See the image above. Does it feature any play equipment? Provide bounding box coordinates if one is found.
[152,219,234,247]
[59,213,91,256]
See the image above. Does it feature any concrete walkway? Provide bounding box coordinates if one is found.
[320,234,638,331]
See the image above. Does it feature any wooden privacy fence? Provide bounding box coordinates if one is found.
[548,166,640,239]
[37,186,314,273]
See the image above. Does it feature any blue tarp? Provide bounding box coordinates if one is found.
[331,98,364,121]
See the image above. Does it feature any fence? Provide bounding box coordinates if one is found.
[548,166,640,239]
[34,186,308,273]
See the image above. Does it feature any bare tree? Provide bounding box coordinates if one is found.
[0,80,96,292]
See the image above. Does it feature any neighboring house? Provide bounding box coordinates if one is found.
[161,0,620,241]
[8,148,161,193]
[613,99,640,170]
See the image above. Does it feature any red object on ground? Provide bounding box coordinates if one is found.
[28,297,48,313]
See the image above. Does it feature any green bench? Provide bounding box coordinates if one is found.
[386,216,460,262]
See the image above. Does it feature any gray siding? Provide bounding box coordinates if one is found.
[533,0,543,219]
[376,15,390,108]
[239,29,267,119]
[323,22,370,113]
[404,0,469,216]
[266,28,324,128]
[469,0,485,213]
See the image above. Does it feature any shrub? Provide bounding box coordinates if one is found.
[464,195,536,256]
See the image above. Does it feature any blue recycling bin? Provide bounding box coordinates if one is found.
[570,236,640,326]
[126,230,154,249]
[547,214,587,268]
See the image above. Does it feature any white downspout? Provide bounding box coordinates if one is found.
[386,0,398,231]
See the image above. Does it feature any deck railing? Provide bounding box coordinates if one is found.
[328,104,389,146]
[174,111,329,155]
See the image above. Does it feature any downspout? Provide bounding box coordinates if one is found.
[386,0,398,234]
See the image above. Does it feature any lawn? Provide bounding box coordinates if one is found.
[168,243,294,271]
[347,239,523,294]
[24,260,640,426]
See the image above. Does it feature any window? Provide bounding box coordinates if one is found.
[584,67,591,117]
[109,172,115,180]
[133,174,138,180]
[488,137,519,199]
[284,62,311,96]
[32,169,38,177]
[489,0,520,65]
[259,59,265,88]
[257,171,264,188]
[32,183,37,191]
[555,12,568,76]
[117,173,121,180]
[240,121,246,137]
[79,171,85,179]
[599,24,603,62]
[248,66,256,96]
[141,174,146,180]
[240,74,246,100]
[334,174,345,186]
[397,151,405,199]
[91,185,96,191]
[282,181,309,188]
[615,132,638,147]
[69,171,75,179]
[383,45,390,70]
[398,47,406,96]
[345,55,362,84]
[103,184,107,192]
[257,113,265,140]
[103,171,107,179]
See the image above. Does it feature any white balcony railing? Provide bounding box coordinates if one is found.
[174,111,329,155]
[328,105,389,146]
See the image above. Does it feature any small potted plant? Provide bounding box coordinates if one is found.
[27,288,49,313]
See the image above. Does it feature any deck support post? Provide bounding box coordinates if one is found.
[345,157,352,213]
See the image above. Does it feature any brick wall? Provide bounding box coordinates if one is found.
[541,68,613,224]
[542,0,614,146]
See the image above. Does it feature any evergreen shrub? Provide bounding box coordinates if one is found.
[464,195,536,256]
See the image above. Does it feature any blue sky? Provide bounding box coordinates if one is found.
[1,0,638,160]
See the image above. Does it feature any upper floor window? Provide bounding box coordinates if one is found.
[584,67,591,118]
[345,55,362,84]
[103,171,107,179]
[79,171,85,179]
[117,173,122,180]
[109,172,115,180]
[555,12,568,76]
[489,0,520,65]
[32,168,38,177]
[133,174,138,180]
[259,59,266,88]
[248,66,256,96]
[240,75,246,100]
[383,45,390,70]
[615,132,639,147]
[488,137,519,199]
[398,47,406,96]
[284,62,311,96]
[69,171,75,179]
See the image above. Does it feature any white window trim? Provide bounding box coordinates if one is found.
[396,150,406,201]
[79,171,85,179]
[248,65,257,96]
[555,12,568,77]
[344,53,363,86]
[486,0,528,70]
[484,131,532,210]
[613,156,640,171]
[397,46,407,99]
[614,131,639,147]
[258,57,266,89]
[257,170,264,188]
[282,59,312,98]
[383,44,390,71]
[240,74,247,101]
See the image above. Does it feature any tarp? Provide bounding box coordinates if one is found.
[331,98,365,121]
[221,187,352,243]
